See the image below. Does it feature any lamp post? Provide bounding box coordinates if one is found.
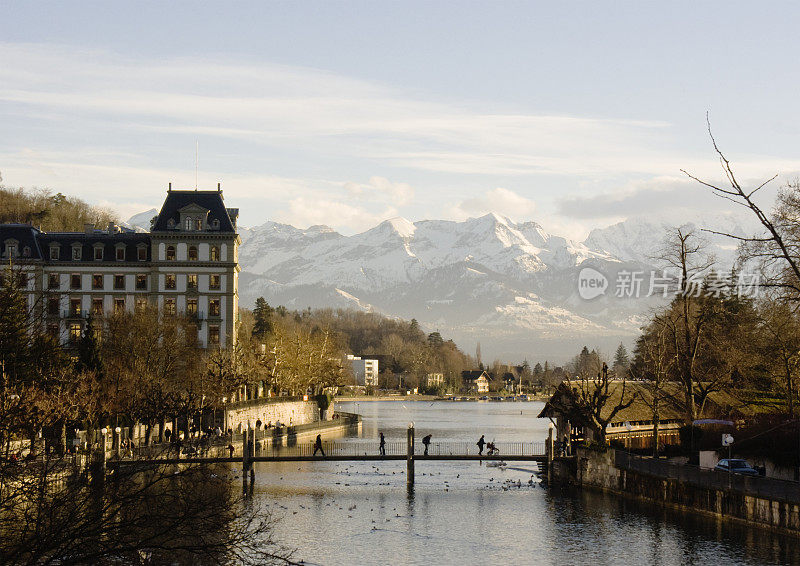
[100,427,108,472]
[114,427,122,458]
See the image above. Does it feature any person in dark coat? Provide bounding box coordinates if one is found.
[379,432,386,456]
[313,434,325,457]
[477,434,486,456]
[422,434,432,456]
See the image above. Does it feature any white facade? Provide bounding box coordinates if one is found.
[347,354,379,387]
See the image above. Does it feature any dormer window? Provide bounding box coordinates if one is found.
[167,218,176,229]
[93,245,104,261]
[137,244,147,261]
[3,240,18,259]
[49,245,60,260]
[115,245,126,261]
[71,244,82,261]
[211,219,220,230]
[22,246,30,257]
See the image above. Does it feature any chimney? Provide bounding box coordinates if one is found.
[107,222,116,234]
[217,182,221,192]
[168,182,172,192]
[84,223,94,235]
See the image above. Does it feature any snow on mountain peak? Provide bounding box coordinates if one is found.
[383,217,416,238]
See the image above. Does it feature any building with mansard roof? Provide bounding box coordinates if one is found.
[0,186,240,348]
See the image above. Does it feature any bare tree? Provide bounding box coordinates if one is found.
[0,458,297,565]
[682,115,800,299]
[565,362,637,443]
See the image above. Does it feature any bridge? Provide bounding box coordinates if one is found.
[106,426,568,487]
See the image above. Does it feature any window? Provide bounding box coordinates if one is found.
[135,274,148,290]
[69,298,81,316]
[185,217,194,231]
[22,246,30,257]
[187,274,198,290]
[70,274,81,290]
[92,298,104,316]
[5,243,17,258]
[209,298,220,317]
[209,274,220,290]
[211,219,220,230]
[92,274,104,290]
[50,246,60,260]
[164,298,176,316]
[210,246,219,261]
[116,247,125,261]
[17,273,28,288]
[186,298,198,316]
[166,245,176,261]
[113,274,125,290]
[94,246,104,261]
[72,245,81,260]
[208,325,220,345]
[47,297,60,316]
[48,324,59,340]
[135,296,148,312]
[137,246,147,261]
[188,246,198,261]
[69,323,82,343]
[165,274,176,290]
[114,298,125,314]
[48,274,59,289]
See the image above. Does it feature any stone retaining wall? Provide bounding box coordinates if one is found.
[567,447,800,536]
[224,399,319,432]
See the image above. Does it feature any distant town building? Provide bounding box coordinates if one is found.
[0,187,240,348]
[462,370,490,394]
[347,354,379,387]
[426,373,444,388]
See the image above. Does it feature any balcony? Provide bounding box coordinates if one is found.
[62,309,89,319]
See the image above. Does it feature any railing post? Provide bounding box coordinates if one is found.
[547,424,554,484]
[242,426,249,492]
[407,423,415,487]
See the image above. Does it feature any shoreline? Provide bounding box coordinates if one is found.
[335,394,550,402]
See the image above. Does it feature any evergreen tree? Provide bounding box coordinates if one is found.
[76,315,103,376]
[252,297,274,338]
[613,343,630,372]
[427,331,444,348]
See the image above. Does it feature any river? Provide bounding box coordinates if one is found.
[247,400,800,565]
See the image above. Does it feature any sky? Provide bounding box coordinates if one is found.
[3,2,800,238]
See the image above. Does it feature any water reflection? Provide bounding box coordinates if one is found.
[248,401,799,565]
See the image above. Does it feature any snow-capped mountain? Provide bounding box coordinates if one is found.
[129,210,746,361]
[234,213,662,361]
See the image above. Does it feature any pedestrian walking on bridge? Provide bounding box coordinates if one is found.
[313,434,325,457]
[379,432,386,457]
[422,434,432,456]
[477,434,486,456]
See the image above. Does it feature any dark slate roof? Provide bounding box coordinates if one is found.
[152,190,236,232]
[0,224,43,259]
[38,232,151,262]
[462,370,489,381]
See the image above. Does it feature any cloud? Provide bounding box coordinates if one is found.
[555,173,788,222]
[274,197,399,234]
[2,42,773,181]
[450,187,536,220]
[344,176,414,206]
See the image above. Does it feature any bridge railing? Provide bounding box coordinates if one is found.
[254,440,545,458]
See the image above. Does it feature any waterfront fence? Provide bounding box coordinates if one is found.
[255,440,545,458]
[615,451,800,504]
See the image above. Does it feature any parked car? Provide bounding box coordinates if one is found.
[715,458,760,476]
